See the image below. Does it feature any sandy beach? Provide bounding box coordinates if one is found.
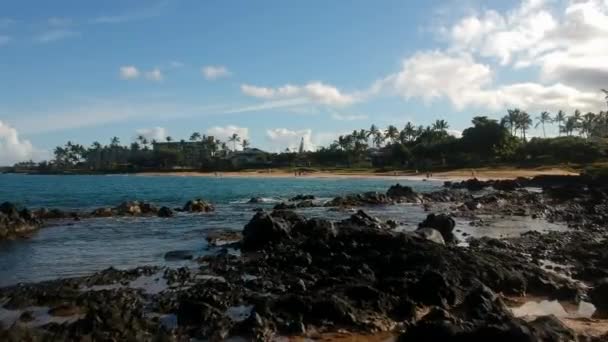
[136,167,579,181]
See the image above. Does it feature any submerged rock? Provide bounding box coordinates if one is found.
[183,199,215,212]
[157,206,174,218]
[387,184,421,202]
[0,202,42,240]
[165,250,194,261]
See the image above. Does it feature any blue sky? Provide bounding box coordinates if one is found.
[0,0,607,164]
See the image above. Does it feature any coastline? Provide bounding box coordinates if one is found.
[134,167,579,182]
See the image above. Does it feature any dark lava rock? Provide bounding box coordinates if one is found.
[418,213,456,243]
[0,202,42,240]
[274,202,296,210]
[324,192,391,207]
[183,199,215,212]
[165,250,194,261]
[290,194,315,201]
[242,211,292,250]
[387,184,421,202]
[590,278,608,318]
[91,207,113,217]
[157,206,174,218]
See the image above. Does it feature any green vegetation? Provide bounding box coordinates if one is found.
[10,107,608,174]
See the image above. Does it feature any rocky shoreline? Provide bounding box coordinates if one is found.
[1,175,608,340]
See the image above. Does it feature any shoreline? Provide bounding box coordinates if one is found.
[135,167,579,182]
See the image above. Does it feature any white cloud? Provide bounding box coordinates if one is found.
[92,2,167,24]
[207,125,249,150]
[447,129,462,138]
[202,65,231,80]
[222,98,309,114]
[265,128,345,152]
[145,68,163,82]
[385,50,603,112]
[36,29,79,43]
[0,121,46,166]
[135,127,167,142]
[0,35,10,46]
[446,0,608,92]
[241,82,357,107]
[266,128,314,152]
[120,66,140,80]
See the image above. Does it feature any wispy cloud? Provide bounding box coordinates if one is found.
[36,29,79,43]
[222,98,309,114]
[92,1,168,24]
[145,68,163,82]
[202,65,231,80]
[119,66,140,80]
[330,112,368,121]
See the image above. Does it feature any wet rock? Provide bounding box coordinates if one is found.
[387,184,421,202]
[0,202,41,240]
[248,197,264,204]
[324,192,391,207]
[157,206,174,218]
[205,229,242,247]
[242,212,292,250]
[274,202,296,210]
[165,250,194,261]
[115,201,143,215]
[338,210,387,230]
[91,207,113,217]
[290,194,315,201]
[590,278,608,318]
[295,218,337,240]
[418,213,456,243]
[49,304,81,317]
[35,208,70,220]
[183,199,215,212]
[414,228,445,245]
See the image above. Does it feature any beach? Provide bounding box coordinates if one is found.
[136,166,579,181]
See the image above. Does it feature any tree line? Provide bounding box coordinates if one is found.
[11,106,608,172]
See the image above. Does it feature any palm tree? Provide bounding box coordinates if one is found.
[573,109,582,135]
[110,136,120,147]
[166,136,173,142]
[503,109,522,136]
[242,139,250,150]
[190,132,201,142]
[403,122,416,142]
[228,133,241,151]
[368,124,379,138]
[432,119,449,132]
[535,111,552,138]
[554,110,566,136]
[562,117,577,136]
[516,111,532,141]
[581,112,596,138]
[372,131,384,148]
[385,125,399,143]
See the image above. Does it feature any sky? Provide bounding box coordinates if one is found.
[1,0,607,165]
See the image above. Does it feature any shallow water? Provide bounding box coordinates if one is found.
[0,174,439,286]
[0,174,568,286]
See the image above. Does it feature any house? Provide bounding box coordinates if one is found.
[228,148,269,168]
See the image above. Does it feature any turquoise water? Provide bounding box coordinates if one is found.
[0,174,440,286]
